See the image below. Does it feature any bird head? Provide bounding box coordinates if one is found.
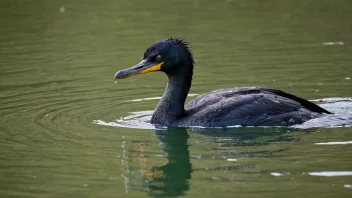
[115,38,194,80]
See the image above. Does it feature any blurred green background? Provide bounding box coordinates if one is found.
[1,0,351,197]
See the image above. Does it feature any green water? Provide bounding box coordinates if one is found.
[1,0,352,197]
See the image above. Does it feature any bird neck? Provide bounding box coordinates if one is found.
[151,64,193,126]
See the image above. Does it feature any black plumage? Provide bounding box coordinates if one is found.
[115,38,331,127]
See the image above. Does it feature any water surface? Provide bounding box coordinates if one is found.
[1,0,352,197]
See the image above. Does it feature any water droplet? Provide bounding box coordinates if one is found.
[345,77,351,80]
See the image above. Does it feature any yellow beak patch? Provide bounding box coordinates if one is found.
[138,62,164,74]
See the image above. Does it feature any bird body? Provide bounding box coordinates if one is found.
[180,87,327,127]
[114,38,331,127]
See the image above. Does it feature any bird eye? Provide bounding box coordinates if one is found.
[155,55,162,61]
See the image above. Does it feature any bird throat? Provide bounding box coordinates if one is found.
[151,66,193,126]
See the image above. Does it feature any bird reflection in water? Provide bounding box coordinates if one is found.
[121,127,302,197]
[121,128,191,197]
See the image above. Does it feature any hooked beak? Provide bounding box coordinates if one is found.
[114,60,164,81]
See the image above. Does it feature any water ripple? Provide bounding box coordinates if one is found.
[94,97,352,130]
[308,171,352,177]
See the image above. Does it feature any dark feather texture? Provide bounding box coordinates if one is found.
[118,38,331,127]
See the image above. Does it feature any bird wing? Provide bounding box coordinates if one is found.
[184,87,330,126]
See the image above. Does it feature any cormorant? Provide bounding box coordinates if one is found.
[114,38,331,127]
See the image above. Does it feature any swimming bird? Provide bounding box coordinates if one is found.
[114,38,331,127]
